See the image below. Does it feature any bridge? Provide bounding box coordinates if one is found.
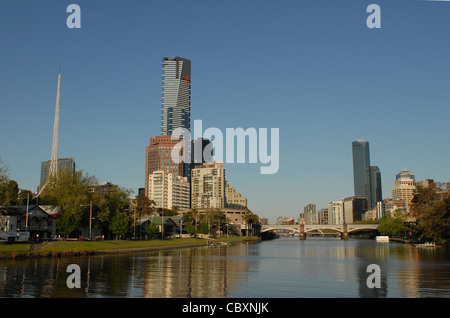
[261,223,379,240]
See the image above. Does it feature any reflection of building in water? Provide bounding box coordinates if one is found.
[141,245,251,298]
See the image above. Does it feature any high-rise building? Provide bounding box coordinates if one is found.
[40,157,75,189]
[161,57,191,136]
[184,137,212,184]
[352,140,370,197]
[366,166,382,210]
[191,162,225,209]
[318,208,329,225]
[352,140,382,210]
[225,179,248,209]
[303,203,316,225]
[145,135,184,197]
[343,196,368,223]
[392,169,416,211]
[148,171,190,211]
[328,201,344,225]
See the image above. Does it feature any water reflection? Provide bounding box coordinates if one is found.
[0,243,254,298]
[0,239,449,298]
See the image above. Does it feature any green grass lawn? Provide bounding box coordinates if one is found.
[0,243,32,255]
[0,236,259,258]
[42,238,207,252]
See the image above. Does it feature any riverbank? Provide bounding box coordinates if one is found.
[0,236,260,259]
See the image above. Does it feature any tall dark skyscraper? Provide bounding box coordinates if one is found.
[367,165,382,210]
[161,57,191,136]
[352,140,382,210]
[352,140,370,197]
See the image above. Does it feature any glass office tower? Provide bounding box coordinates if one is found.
[352,140,370,198]
[352,140,382,210]
[367,165,382,210]
[161,57,191,136]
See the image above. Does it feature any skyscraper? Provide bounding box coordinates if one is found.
[352,140,382,210]
[144,136,184,197]
[303,203,316,225]
[352,140,370,198]
[161,57,191,136]
[366,165,382,210]
[40,157,75,190]
[392,169,416,212]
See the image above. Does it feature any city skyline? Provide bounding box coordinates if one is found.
[1,1,450,223]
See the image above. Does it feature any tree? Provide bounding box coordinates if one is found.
[411,182,450,244]
[17,189,37,205]
[40,169,98,215]
[416,197,450,244]
[199,222,209,235]
[0,179,19,206]
[109,210,130,240]
[40,169,98,238]
[94,185,132,237]
[378,211,409,237]
[410,183,443,218]
[134,194,155,216]
[185,224,197,236]
[57,211,81,237]
[243,213,260,236]
[145,223,160,238]
[0,159,19,206]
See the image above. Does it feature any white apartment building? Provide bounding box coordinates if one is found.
[148,171,190,211]
[191,162,225,209]
[328,201,344,225]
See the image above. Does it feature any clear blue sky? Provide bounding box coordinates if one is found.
[1,0,449,223]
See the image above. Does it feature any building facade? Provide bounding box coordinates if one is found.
[343,196,368,223]
[318,208,329,225]
[328,201,344,225]
[352,140,370,198]
[225,180,248,209]
[392,169,416,212]
[145,135,184,197]
[276,216,295,225]
[161,57,191,136]
[367,165,382,210]
[303,203,316,224]
[40,157,75,189]
[148,171,190,211]
[0,205,59,240]
[191,162,226,209]
[352,140,382,211]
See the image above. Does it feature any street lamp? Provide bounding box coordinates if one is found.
[180,217,184,238]
[80,202,93,240]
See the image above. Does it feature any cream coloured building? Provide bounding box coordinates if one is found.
[392,169,416,211]
[148,171,190,211]
[328,201,344,225]
[191,162,226,209]
[225,180,248,209]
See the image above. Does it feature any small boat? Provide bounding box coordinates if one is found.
[376,236,389,242]
[416,242,438,248]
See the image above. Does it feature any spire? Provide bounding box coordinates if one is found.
[48,67,61,179]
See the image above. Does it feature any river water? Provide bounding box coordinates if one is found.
[0,237,449,298]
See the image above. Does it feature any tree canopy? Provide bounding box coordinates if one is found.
[410,183,450,244]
